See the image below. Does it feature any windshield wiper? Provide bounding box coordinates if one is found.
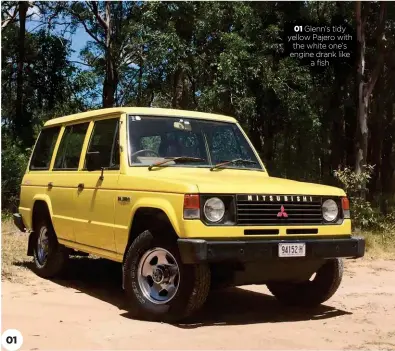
[148,156,205,170]
[210,158,258,171]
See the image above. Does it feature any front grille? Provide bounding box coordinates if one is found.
[236,194,323,226]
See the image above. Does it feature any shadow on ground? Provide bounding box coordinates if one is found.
[20,257,352,327]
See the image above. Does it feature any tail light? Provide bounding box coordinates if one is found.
[183,194,200,219]
[342,197,350,219]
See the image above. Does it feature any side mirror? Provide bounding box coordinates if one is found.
[86,151,102,171]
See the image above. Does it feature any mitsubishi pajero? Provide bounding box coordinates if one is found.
[13,107,365,322]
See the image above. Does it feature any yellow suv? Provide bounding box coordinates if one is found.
[14,107,365,322]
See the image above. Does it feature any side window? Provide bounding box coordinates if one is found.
[140,135,161,153]
[85,118,120,169]
[54,123,89,170]
[29,127,61,170]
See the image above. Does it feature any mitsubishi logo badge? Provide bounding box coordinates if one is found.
[277,205,288,218]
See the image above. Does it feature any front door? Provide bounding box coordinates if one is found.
[73,117,120,252]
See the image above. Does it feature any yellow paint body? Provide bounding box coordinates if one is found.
[19,107,351,263]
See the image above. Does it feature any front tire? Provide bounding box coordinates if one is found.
[32,216,69,278]
[123,230,210,322]
[267,258,344,307]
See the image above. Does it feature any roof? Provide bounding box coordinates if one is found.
[44,107,237,127]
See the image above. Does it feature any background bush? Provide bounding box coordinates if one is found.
[334,166,395,234]
[1,134,29,213]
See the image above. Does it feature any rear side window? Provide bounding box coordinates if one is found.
[29,127,61,170]
[54,123,89,170]
[85,118,120,169]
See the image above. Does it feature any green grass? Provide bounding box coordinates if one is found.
[358,230,395,259]
[1,210,13,222]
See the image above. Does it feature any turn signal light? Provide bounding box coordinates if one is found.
[342,197,350,218]
[184,194,200,219]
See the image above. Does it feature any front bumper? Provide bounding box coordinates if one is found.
[177,236,365,264]
[13,213,26,232]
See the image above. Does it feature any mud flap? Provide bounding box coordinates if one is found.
[27,232,36,256]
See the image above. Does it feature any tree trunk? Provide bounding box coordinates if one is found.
[355,1,386,200]
[14,1,30,145]
[344,94,356,168]
[137,45,143,106]
[102,1,117,108]
[172,67,184,109]
[329,82,345,174]
[380,97,394,213]
[355,1,367,176]
[367,75,385,201]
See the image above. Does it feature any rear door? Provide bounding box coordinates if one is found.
[19,126,61,231]
[73,116,120,252]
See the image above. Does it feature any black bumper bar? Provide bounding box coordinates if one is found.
[13,213,26,232]
[177,236,365,264]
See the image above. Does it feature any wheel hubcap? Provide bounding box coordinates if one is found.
[37,227,49,265]
[137,248,180,304]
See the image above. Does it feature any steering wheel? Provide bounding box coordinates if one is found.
[130,149,160,162]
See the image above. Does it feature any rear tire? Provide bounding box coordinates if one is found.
[123,230,210,322]
[267,258,343,307]
[32,215,69,278]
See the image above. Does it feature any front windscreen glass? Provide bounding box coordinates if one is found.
[128,115,263,171]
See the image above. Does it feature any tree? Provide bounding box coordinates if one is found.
[355,1,386,180]
[55,1,145,108]
[2,1,395,215]
[1,1,20,30]
[15,1,31,144]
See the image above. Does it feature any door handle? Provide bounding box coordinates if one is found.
[47,182,53,189]
[77,183,84,191]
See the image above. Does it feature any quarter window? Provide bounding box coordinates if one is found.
[29,127,61,170]
[85,118,120,169]
[54,123,89,170]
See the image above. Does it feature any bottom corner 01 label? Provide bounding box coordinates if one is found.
[1,329,23,351]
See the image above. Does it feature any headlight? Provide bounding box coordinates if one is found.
[204,197,225,222]
[322,199,339,222]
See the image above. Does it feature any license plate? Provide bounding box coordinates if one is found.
[278,243,306,257]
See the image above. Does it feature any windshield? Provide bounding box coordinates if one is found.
[128,115,263,171]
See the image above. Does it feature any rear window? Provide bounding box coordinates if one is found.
[53,123,89,170]
[29,127,61,170]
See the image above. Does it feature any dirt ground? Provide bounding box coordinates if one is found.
[2,257,395,351]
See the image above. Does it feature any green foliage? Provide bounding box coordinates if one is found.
[1,136,29,212]
[1,1,394,220]
[333,165,375,196]
[334,166,395,233]
[1,22,93,209]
